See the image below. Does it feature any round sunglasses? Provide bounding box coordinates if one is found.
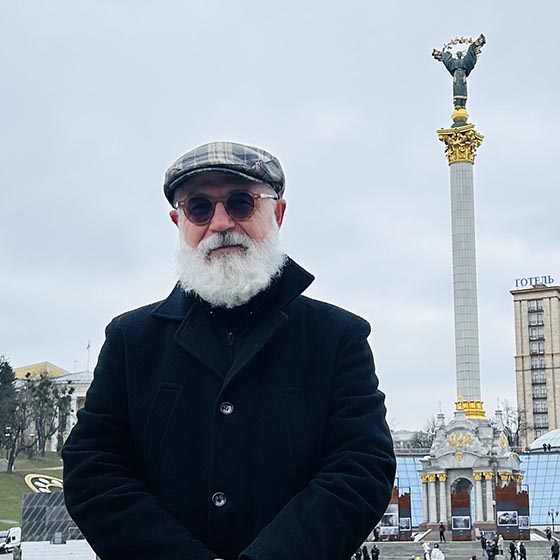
[175,191,279,225]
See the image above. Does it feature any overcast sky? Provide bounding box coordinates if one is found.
[1,1,558,430]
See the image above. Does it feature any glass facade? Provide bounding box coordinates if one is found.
[522,453,560,525]
[395,453,560,527]
[395,456,423,526]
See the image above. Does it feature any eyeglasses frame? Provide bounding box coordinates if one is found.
[174,190,279,225]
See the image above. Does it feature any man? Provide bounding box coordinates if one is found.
[486,541,495,560]
[509,540,517,560]
[422,541,432,560]
[552,539,560,560]
[62,141,396,560]
[439,521,446,543]
[432,543,445,560]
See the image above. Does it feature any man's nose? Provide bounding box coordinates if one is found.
[209,201,235,231]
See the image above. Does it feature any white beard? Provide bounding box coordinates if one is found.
[175,224,287,309]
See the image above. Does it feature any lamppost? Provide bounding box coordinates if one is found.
[548,508,558,534]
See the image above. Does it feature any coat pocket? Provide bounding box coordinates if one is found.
[143,383,183,487]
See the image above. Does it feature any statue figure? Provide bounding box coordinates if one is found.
[433,34,486,110]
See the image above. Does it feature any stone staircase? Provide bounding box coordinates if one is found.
[359,541,554,560]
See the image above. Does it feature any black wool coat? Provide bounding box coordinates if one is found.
[62,259,396,560]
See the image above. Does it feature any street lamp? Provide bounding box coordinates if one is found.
[548,508,558,534]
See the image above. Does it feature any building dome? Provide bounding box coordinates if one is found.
[528,429,560,451]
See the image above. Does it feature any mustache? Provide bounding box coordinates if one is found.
[198,232,253,256]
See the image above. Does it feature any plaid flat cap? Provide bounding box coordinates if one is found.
[163,141,285,205]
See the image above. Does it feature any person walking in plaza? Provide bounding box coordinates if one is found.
[489,539,500,560]
[371,543,380,560]
[439,522,447,543]
[518,542,526,560]
[497,534,504,555]
[362,544,372,560]
[422,541,432,560]
[552,539,559,560]
[547,528,553,541]
[509,540,517,560]
[481,535,487,557]
[431,543,445,560]
[62,141,396,560]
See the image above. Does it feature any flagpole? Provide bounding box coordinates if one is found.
[86,340,91,372]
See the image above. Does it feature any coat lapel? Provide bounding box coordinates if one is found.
[151,259,315,385]
[152,286,226,378]
[220,259,313,391]
[220,309,288,392]
[174,304,227,378]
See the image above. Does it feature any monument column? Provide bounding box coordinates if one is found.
[474,472,484,522]
[438,474,448,522]
[484,472,494,522]
[428,474,438,523]
[434,35,486,421]
[438,123,485,419]
[420,475,429,523]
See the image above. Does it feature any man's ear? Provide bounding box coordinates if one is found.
[170,210,179,226]
[274,199,286,227]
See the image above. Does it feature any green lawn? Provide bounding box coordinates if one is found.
[12,451,63,471]
[0,452,63,530]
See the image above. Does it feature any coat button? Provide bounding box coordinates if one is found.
[219,402,234,415]
[212,492,227,507]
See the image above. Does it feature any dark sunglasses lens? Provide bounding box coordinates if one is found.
[186,197,214,224]
[226,192,255,220]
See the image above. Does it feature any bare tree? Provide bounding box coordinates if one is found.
[26,371,74,457]
[498,399,530,451]
[2,370,74,472]
[410,416,436,449]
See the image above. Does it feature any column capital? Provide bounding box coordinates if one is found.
[499,472,513,483]
[473,472,483,481]
[437,473,447,482]
[437,124,484,165]
[483,472,494,480]
[427,474,437,483]
[454,398,486,419]
[420,474,429,483]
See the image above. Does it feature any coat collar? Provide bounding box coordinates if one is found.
[151,258,314,382]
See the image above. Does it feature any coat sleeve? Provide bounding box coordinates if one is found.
[62,319,217,560]
[240,319,396,560]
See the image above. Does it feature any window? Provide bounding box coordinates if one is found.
[533,385,547,399]
[528,299,544,312]
[530,341,545,355]
[532,370,546,384]
[531,357,545,369]
[534,414,549,428]
[534,401,548,413]
[529,313,544,326]
[529,326,545,340]
[534,428,546,439]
